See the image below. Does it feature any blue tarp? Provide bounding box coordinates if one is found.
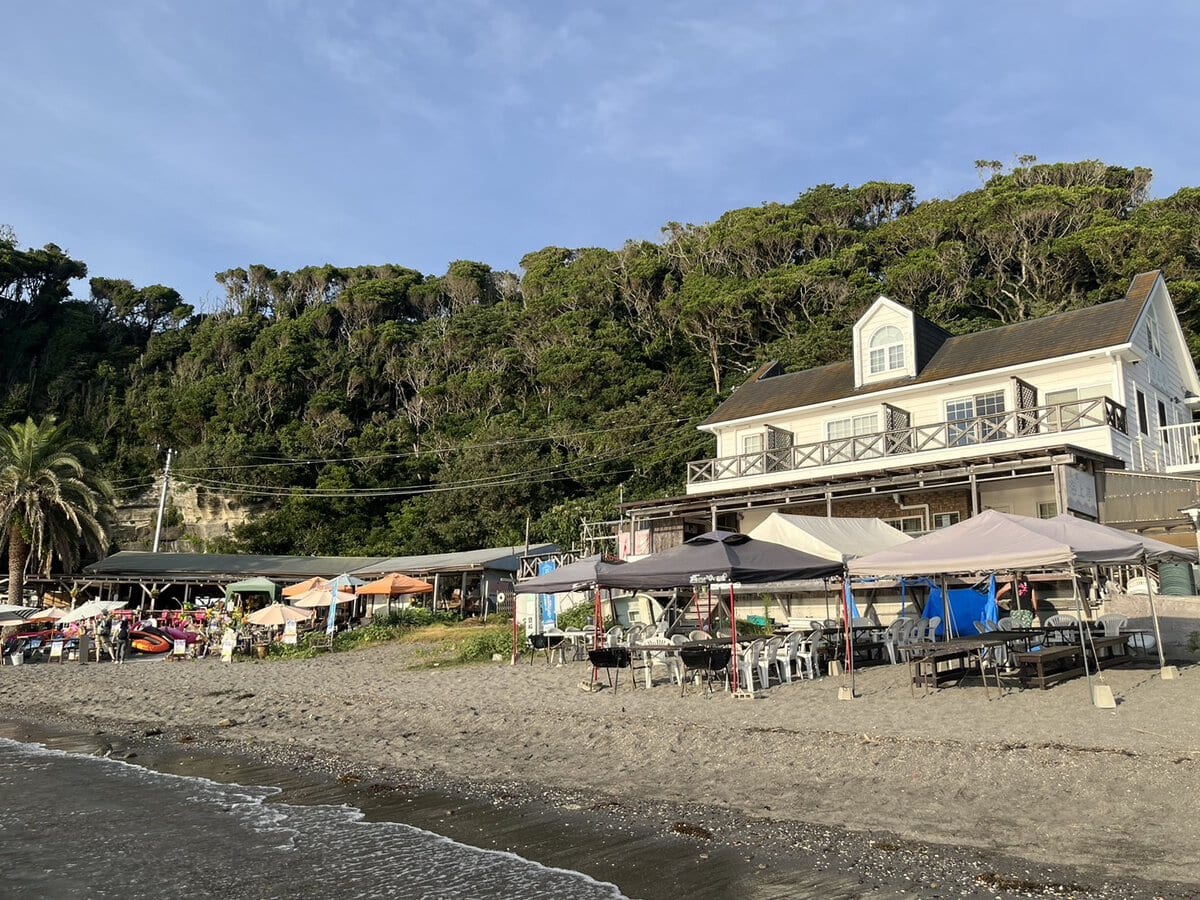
[844,582,861,620]
[922,585,990,637]
[982,575,999,626]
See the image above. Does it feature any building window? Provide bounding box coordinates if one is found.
[932,512,960,529]
[826,413,878,440]
[1145,307,1162,357]
[1157,399,1168,430]
[868,325,905,375]
[1136,390,1148,435]
[883,515,924,535]
[740,433,765,475]
[946,390,1006,446]
[1037,501,1057,519]
[825,413,879,463]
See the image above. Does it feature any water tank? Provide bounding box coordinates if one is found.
[1157,562,1196,596]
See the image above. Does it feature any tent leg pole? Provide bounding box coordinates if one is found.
[1143,561,1173,676]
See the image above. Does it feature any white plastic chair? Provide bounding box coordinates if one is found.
[923,616,941,642]
[795,628,823,680]
[738,640,763,692]
[899,618,928,662]
[1045,613,1079,645]
[880,619,908,665]
[1097,614,1128,637]
[687,629,709,642]
[758,636,784,688]
[776,630,805,682]
[996,616,1016,631]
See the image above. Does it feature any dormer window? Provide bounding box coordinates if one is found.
[868,326,905,375]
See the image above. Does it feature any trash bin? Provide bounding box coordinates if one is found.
[253,644,268,659]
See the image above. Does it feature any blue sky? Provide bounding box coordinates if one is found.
[3,0,1197,309]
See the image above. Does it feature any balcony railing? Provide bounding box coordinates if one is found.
[688,396,1126,486]
[1157,422,1200,471]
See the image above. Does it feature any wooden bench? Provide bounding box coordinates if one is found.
[909,646,976,691]
[1013,645,1085,689]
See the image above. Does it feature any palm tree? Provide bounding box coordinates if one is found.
[0,417,113,605]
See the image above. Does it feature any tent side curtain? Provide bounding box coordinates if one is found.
[224,577,279,601]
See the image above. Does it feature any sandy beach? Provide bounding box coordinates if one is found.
[1,644,1197,898]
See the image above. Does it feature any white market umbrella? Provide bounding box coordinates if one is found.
[245,603,315,627]
[59,600,126,624]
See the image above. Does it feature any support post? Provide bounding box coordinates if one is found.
[152,448,173,553]
[1143,561,1177,678]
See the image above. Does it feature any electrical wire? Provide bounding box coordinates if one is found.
[174,436,663,497]
[171,432,709,500]
[169,415,703,473]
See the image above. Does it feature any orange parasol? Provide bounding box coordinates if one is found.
[282,576,330,599]
[356,573,434,596]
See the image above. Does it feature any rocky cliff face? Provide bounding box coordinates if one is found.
[110,478,259,551]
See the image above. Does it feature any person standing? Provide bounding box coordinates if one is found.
[115,617,130,664]
[77,623,90,666]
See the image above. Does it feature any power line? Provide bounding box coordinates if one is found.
[175,436,663,497]
[169,415,702,473]
[171,432,709,500]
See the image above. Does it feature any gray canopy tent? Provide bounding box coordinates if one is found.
[598,531,842,692]
[849,509,1188,691]
[514,555,623,594]
[512,555,627,666]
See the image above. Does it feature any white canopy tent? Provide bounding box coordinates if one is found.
[748,513,912,562]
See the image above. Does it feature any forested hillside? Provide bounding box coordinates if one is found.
[4,160,1200,558]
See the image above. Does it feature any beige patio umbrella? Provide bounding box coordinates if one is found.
[245,603,316,627]
[292,587,356,609]
[282,577,330,599]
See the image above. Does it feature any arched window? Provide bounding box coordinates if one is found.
[868,325,905,374]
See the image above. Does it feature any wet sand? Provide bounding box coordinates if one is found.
[1,644,1197,899]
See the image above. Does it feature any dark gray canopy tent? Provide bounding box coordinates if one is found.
[598,531,841,590]
[597,532,841,693]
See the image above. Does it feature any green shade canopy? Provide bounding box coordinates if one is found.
[224,577,279,602]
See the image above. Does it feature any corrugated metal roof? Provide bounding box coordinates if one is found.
[354,544,557,577]
[85,552,389,580]
[703,273,1157,426]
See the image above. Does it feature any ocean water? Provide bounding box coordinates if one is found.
[0,738,627,900]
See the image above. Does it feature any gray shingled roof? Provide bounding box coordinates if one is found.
[703,273,1157,427]
[85,552,389,580]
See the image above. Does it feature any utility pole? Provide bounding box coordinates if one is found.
[152,448,173,553]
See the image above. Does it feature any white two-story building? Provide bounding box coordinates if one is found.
[623,271,1200,552]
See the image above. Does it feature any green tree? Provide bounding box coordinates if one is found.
[0,417,113,604]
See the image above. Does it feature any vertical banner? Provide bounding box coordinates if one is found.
[537,560,557,630]
[327,575,340,635]
[283,619,298,645]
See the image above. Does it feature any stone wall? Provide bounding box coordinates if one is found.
[1106,591,1200,659]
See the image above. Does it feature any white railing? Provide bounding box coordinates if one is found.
[1158,422,1200,471]
[688,396,1126,486]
